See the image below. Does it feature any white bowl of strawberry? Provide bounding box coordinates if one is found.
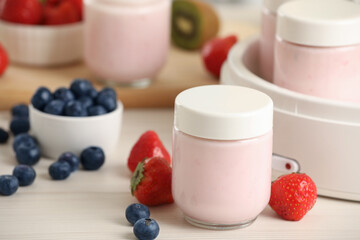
[0,0,83,66]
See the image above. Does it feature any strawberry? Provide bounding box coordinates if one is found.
[201,35,238,78]
[131,157,174,206]
[43,0,80,25]
[68,0,82,19]
[1,0,43,25]
[0,43,8,76]
[269,173,317,221]
[127,130,171,172]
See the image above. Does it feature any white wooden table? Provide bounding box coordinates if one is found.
[0,109,360,240]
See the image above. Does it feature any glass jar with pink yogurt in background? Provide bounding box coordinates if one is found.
[259,0,296,82]
[84,0,170,87]
[274,0,360,103]
[172,85,273,230]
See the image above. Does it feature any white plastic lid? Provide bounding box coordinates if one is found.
[277,0,360,47]
[174,85,273,140]
[263,0,294,13]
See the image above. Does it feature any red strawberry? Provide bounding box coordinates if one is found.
[269,173,317,221]
[68,0,82,19]
[128,130,171,172]
[131,157,174,206]
[1,0,43,25]
[0,43,8,76]
[201,35,238,78]
[43,0,80,25]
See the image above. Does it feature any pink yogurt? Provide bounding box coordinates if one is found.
[172,85,273,229]
[84,0,170,86]
[273,0,360,103]
[274,40,360,102]
[172,129,272,226]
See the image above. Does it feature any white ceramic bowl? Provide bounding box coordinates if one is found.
[221,36,360,201]
[29,101,123,159]
[0,20,83,66]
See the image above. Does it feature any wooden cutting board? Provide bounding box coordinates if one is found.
[0,21,258,110]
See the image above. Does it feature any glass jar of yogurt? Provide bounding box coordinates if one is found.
[259,0,296,82]
[273,0,360,103]
[84,0,170,87]
[172,85,273,229]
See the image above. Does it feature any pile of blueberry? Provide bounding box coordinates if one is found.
[0,144,105,195]
[126,203,160,240]
[49,146,105,180]
[0,165,36,196]
[31,79,117,117]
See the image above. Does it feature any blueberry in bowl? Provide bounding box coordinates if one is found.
[29,79,123,159]
[31,87,53,111]
[44,100,66,116]
[53,87,75,103]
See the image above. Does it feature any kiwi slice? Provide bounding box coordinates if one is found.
[172,0,220,50]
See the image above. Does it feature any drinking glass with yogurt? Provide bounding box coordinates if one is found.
[172,85,273,229]
[84,0,170,87]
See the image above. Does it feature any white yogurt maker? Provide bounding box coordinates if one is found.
[221,36,360,201]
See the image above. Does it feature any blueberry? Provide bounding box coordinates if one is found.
[64,100,87,117]
[80,146,105,170]
[11,104,29,118]
[0,175,19,196]
[96,92,117,112]
[100,87,117,99]
[58,152,80,172]
[53,87,75,103]
[78,96,93,110]
[87,86,98,99]
[13,165,36,187]
[10,117,30,135]
[49,161,71,180]
[88,105,107,116]
[133,218,160,240]
[15,141,41,166]
[13,133,37,152]
[70,79,93,97]
[126,203,151,225]
[44,100,65,116]
[31,87,53,111]
[0,128,9,144]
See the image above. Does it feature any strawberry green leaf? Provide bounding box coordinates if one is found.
[131,160,145,195]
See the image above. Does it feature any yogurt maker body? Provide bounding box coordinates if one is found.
[221,36,360,201]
